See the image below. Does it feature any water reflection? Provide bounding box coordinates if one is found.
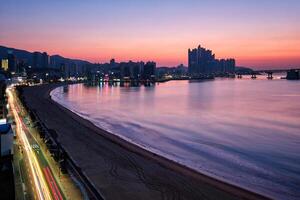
[54,78,300,200]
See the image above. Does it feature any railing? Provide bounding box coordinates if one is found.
[33,111,105,200]
[16,86,104,200]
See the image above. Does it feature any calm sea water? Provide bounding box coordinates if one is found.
[51,77,300,200]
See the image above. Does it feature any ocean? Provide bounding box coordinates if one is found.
[51,77,300,200]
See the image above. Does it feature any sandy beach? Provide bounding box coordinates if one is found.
[21,83,271,200]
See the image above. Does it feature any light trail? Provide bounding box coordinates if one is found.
[44,166,63,200]
[7,88,53,200]
[12,89,64,200]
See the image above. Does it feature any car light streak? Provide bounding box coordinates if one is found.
[7,88,53,200]
[44,167,63,200]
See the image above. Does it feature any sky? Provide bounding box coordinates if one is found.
[0,0,300,69]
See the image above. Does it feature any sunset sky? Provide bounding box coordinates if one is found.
[0,0,299,69]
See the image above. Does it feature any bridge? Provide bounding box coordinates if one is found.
[254,68,300,74]
[236,68,300,79]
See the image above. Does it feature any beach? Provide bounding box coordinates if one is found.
[21,83,270,200]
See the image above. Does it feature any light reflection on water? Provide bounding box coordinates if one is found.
[51,78,300,200]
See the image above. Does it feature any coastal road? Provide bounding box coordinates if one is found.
[8,87,65,200]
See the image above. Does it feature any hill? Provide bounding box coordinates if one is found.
[0,45,92,69]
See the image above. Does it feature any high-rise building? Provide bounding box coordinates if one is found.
[188,45,235,75]
[33,51,41,68]
[188,45,215,75]
[1,59,8,71]
[41,52,49,68]
[142,61,156,81]
[16,60,26,74]
[32,51,49,68]
[188,48,198,74]
[69,63,77,77]
[120,62,131,79]
[7,51,16,72]
[60,63,67,78]
[130,62,143,80]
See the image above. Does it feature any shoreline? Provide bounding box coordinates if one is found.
[23,83,271,200]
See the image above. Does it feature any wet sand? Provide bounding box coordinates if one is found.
[22,83,271,200]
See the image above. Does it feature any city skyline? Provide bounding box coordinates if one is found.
[1,1,300,200]
[1,0,300,69]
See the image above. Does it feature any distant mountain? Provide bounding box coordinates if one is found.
[50,54,92,69]
[0,45,34,64]
[0,45,93,68]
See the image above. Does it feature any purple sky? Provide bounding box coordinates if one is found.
[0,0,299,68]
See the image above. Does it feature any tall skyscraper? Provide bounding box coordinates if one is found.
[32,51,49,68]
[41,52,49,68]
[188,45,235,75]
[142,61,156,81]
[32,52,41,68]
[188,45,215,75]
[188,48,198,74]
